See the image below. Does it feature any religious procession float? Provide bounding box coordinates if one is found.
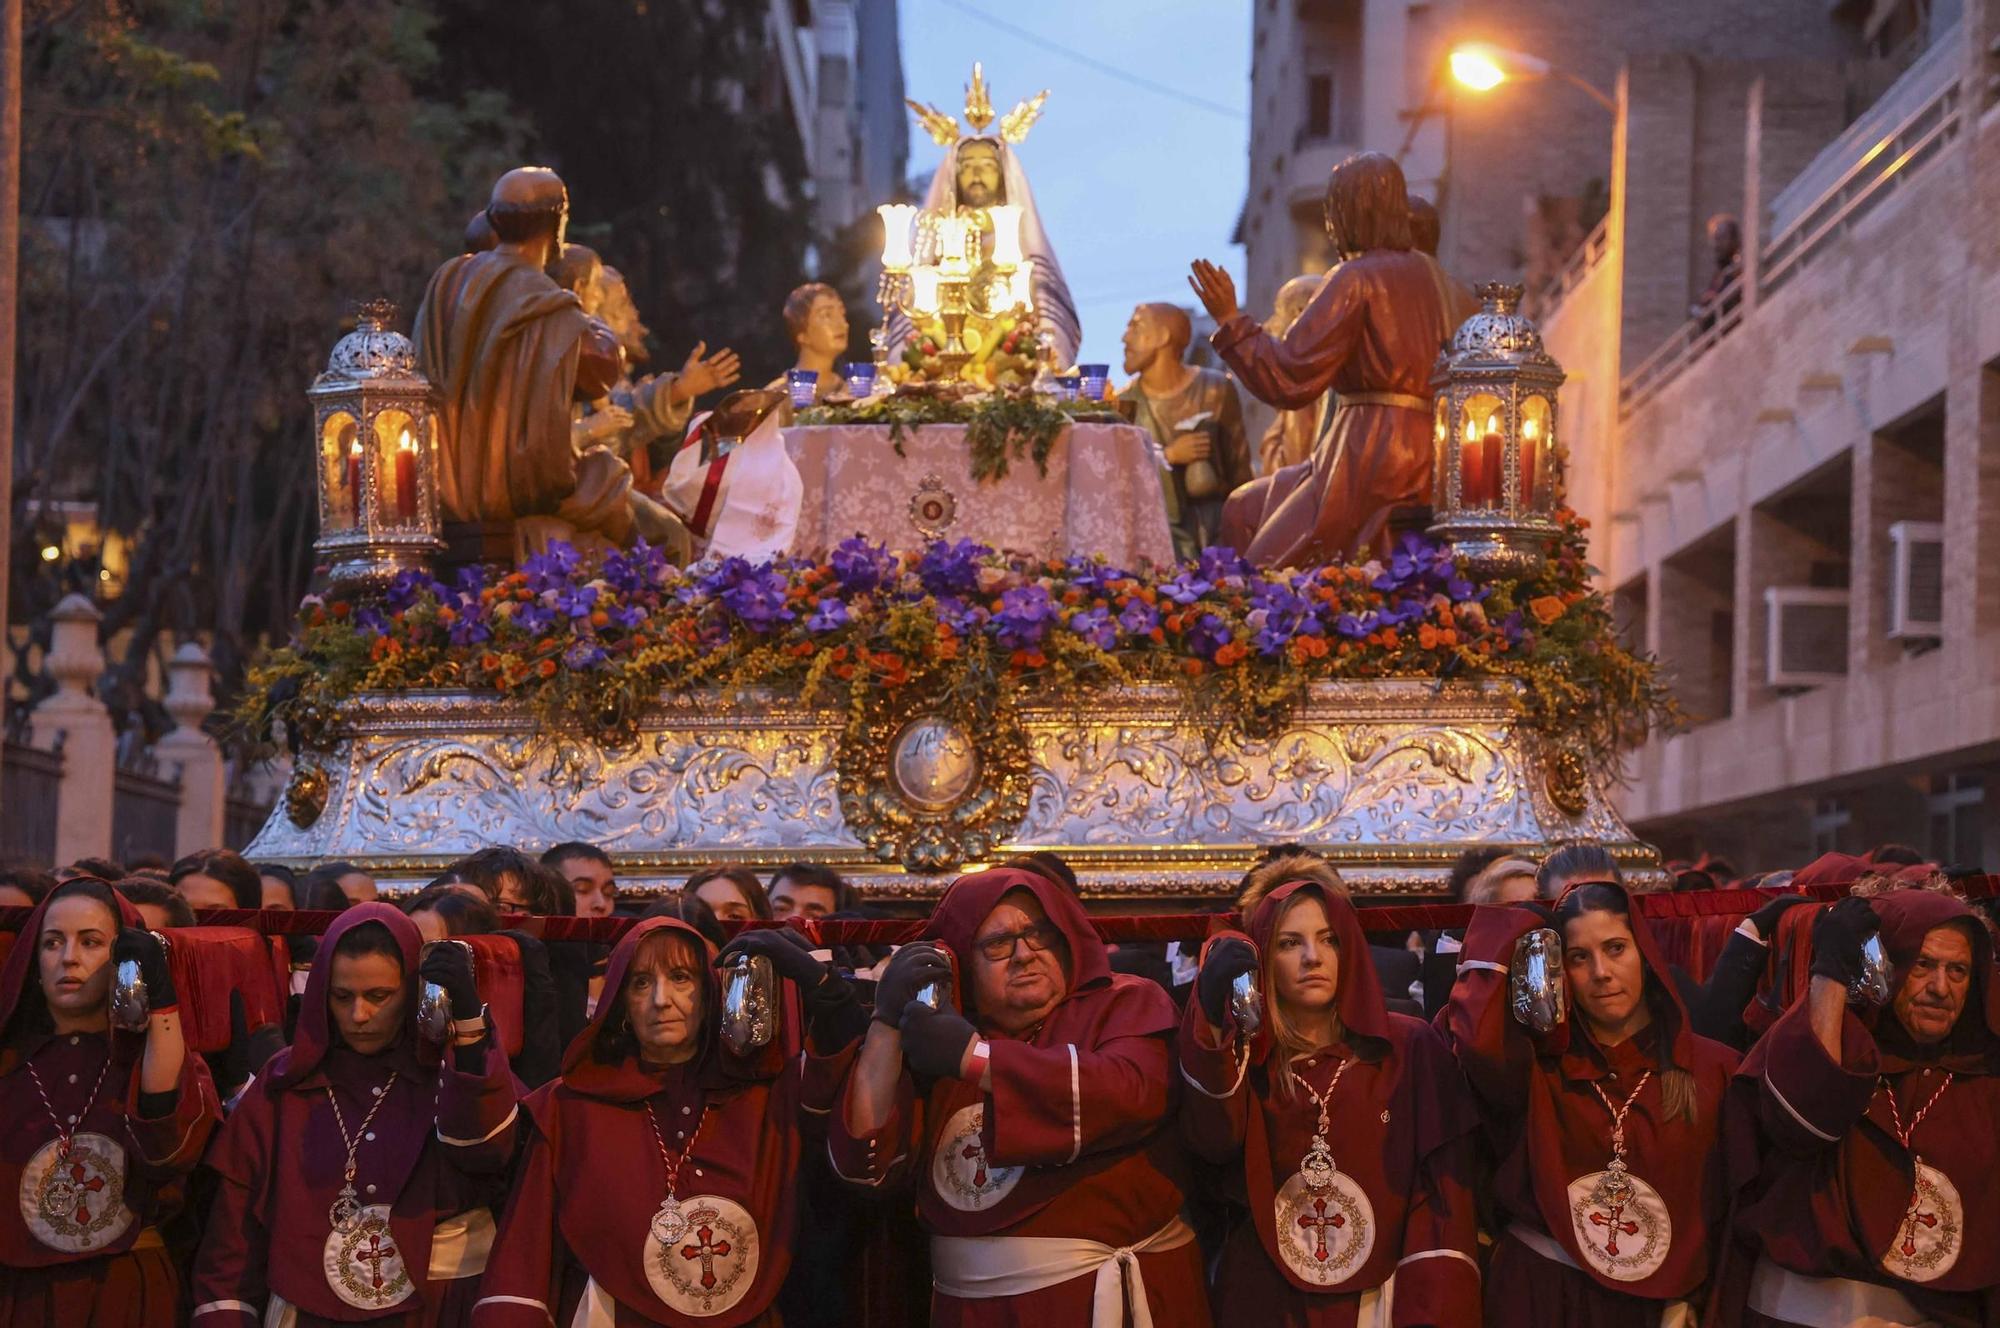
[239,67,1674,900]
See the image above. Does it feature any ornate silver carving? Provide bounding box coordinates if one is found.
[314,298,422,387]
[243,680,1657,897]
[890,717,980,810]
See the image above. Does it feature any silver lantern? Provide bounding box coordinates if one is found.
[308,298,442,589]
[1428,283,1565,577]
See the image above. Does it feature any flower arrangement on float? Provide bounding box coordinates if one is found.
[238,512,1677,781]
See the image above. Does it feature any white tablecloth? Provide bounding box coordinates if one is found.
[783,422,1177,566]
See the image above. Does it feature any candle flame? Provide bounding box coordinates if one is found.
[399,428,416,452]
[1522,415,1540,441]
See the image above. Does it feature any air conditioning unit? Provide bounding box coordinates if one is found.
[1764,586,1849,690]
[1887,520,1944,643]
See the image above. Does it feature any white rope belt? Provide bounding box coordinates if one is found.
[930,1215,1195,1328]
[1506,1224,1693,1328]
[1746,1255,1935,1327]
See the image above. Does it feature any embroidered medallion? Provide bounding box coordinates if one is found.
[19,1132,134,1253]
[930,1103,1022,1212]
[1274,1169,1375,1285]
[322,1205,413,1311]
[642,1194,760,1317]
[1565,1165,1672,1281]
[1881,1160,1962,1283]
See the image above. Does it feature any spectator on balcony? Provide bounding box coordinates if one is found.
[170,849,262,913]
[1690,214,1742,330]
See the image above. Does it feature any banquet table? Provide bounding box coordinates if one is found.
[782,421,1177,566]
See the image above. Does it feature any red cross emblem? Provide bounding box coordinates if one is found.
[680,1224,733,1290]
[1296,1195,1346,1262]
[1901,1205,1940,1258]
[961,1139,989,1188]
[1589,1200,1641,1256]
[353,1233,398,1290]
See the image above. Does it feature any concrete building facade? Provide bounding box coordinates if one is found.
[769,0,909,245]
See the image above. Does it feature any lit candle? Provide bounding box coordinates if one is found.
[877,203,919,272]
[1008,266,1035,310]
[345,437,364,519]
[1480,429,1506,510]
[987,204,1024,271]
[1459,416,1484,506]
[911,267,941,315]
[936,216,970,276]
[1519,415,1541,509]
[395,428,418,520]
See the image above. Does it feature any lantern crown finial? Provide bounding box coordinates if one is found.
[1437,281,1561,379]
[317,297,419,386]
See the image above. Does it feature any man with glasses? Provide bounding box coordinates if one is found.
[832,866,1209,1326]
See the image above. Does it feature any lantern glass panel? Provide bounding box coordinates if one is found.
[1519,396,1552,512]
[1458,390,1506,510]
[372,408,419,524]
[1433,399,1451,504]
[321,412,360,528]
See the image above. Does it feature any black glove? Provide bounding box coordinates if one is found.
[1809,897,1880,986]
[719,926,829,989]
[419,940,482,1019]
[899,1003,978,1081]
[1747,893,1813,944]
[114,928,176,1011]
[219,991,286,1097]
[1196,938,1258,1028]
[801,971,869,1053]
[873,944,953,1027]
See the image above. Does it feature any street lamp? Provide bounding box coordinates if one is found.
[1448,43,1616,114]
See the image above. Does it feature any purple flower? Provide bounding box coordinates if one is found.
[354,606,389,635]
[554,583,599,619]
[1118,599,1161,637]
[934,595,988,635]
[1247,581,1319,655]
[917,538,991,598]
[521,542,583,594]
[830,536,897,595]
[992,584,1058,650]
[1334,612,1374,639]
[1185,612,1231,659]
[719,568,796,632]
[563,641,607,670]
[512,600,556,635]
[602,541,669,596]
[448,613,492,648]
[1159,571,1213,606]
[1069,605,1116,649]
[807,597,850,633]
[383,568,438,613]
[696,556,757,597]
[1063,557,1131,599]
[1197,545,1253,583]
[606,602,648,630]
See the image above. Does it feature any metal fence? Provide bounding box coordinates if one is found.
[112,765,182,864]
[2,741,63,866]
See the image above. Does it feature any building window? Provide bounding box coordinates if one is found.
[1305,74,1334,140]
[1810,797,1851,857]
[1927,773,1983,867]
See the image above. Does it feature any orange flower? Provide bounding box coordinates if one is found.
[537,659,558,678]
[1214,641,1249,667]
[1182,658,1205,676]
[1529,595,1566,625]
[589,610,610,629]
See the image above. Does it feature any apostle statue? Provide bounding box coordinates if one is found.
[1189,153,1456,568]
[1254,274,1328,476]
[413,167,689,558]
[550,242,741,492]
[901,65,1082,368]
[764,281,850,413]
[1118,302,1251,561]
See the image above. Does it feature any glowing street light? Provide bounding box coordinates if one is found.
[1448,43,1615,114]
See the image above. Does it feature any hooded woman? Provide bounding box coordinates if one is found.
[470,918,866,1326]
[1180,875,1481,1325]
[0,878,219,1327]
[834,866,1208,1327]
[191,903,519,1326]
[1730,889,2000,1327]
[1441,883,1741,1326]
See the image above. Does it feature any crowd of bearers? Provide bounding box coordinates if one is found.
[2,841,1999,1327]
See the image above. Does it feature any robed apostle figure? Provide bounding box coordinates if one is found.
[1190,152,1453,568]
[414,167,687,557]
[1118,302,1250,560]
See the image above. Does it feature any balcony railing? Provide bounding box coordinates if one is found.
[1529,218,1611,319]
[1618,33,1963,418]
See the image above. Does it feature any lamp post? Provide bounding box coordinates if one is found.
[1447,43,1615,114]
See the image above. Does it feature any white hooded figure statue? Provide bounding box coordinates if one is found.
[664,389,801,563]
[894,65,1082,368]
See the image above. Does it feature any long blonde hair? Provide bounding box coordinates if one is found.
[1238,860,1349,1103]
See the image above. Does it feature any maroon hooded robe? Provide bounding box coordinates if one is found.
[0,879,220,1328]
[1441,891,1742,1326]
[1730,889,2000,1328]
[1178,881,1482,1327]
[830,867,1208,1328]
[191,903,519,1326]
[473,916,852,1327]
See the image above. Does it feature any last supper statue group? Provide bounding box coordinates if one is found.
[407,64,1470,575]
